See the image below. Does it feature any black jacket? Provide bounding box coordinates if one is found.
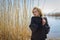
[29,16,50,40]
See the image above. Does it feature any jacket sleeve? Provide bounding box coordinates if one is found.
[29,17,38,32]
[44,17,50,34]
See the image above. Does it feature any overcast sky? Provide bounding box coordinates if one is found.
[26,0,60,14]
[19,0,60,14]
[41,0,60,13]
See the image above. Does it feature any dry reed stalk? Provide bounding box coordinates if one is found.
[0,0,31,40]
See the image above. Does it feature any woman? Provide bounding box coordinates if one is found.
[29,7,50,40]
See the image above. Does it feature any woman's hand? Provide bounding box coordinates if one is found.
[42,18,46,26]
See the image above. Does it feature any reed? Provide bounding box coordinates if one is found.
[0,0,31,40]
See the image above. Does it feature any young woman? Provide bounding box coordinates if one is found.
[29,7,50,40]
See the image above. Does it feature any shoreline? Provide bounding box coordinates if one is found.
[46,38,60,40]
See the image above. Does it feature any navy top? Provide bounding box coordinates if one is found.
[29,16,50,39]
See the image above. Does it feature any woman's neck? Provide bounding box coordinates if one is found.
[34,15,40,17]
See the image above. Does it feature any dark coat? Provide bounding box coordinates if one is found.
[29,16,50,40]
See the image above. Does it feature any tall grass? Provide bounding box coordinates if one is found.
[0,0,31,40]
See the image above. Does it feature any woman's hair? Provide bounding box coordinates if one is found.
[32,7,43,17]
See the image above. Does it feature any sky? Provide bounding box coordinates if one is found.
[18,0,60,14]
[25,0,60,14]
[42,0,60,14]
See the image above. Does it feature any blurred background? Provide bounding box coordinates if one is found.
[0,0,60,40]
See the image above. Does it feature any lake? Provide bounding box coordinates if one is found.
[47,16,60,38]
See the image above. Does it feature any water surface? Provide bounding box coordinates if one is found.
[47,16,60,38]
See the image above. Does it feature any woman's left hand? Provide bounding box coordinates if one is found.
[42,18,46,26]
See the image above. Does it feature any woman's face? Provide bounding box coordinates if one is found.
[33,9,40,16]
